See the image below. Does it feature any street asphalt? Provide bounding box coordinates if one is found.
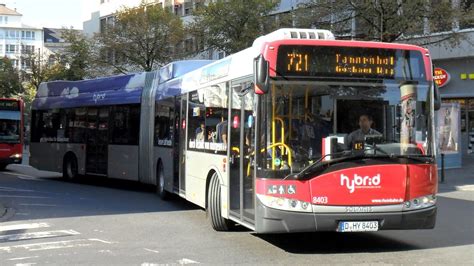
[1,154,474,220]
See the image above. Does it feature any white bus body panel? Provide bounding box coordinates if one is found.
[30,143,85,174]
[185,150,228,209]
[107,145,139,181]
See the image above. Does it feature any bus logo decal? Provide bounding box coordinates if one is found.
[340,173,381,193]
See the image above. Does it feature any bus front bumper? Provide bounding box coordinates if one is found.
[0,157,22,166]
[255,199,437,233]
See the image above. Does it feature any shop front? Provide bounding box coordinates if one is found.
[433,57,474,168]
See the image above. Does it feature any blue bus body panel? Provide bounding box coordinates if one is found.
[33,60,215,110]
[33,73,146,110]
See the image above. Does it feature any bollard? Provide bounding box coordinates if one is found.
[440,153,445,183]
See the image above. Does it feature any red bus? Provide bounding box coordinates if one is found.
[156,28,439,233]
[0,98,24,170]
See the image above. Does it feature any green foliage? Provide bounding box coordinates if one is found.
[96,1,184,72]
[191,0,280,54]
[0,57,22,98]
[299,0,473,43]
[60,29,91,80]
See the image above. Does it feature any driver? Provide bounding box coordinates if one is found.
[346,114,381,148]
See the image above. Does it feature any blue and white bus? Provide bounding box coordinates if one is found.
[30,61,211,183]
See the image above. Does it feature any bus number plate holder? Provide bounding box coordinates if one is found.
[337,221,379,232]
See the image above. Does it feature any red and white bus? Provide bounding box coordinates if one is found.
[31,28,439,233]
[0,98,24,170]
[157,28,439,233]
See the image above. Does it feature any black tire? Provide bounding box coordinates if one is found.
[63,155,78,180]
[0,164,6,171]
[207,172,232,231]
[157,162,169,200]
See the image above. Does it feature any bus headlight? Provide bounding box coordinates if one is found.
[257,194,312,213]
[9,153,22,159]
[403,194,436,211]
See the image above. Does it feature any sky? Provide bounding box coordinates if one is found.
[3,0,85,29]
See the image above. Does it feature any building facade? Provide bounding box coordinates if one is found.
[0,3,43,72]
[421,30,474,158]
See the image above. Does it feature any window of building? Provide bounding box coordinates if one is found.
[22,45,35,54]
[8,30,18,39]
[0,44,3,53]
[6,44,17,53]
[174,4,182,16]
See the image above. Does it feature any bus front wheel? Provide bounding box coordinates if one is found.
[207,172,232,231]
[63,155,78,180]
[156,162,169,200]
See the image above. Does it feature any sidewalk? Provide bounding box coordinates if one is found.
[438,154,474,192]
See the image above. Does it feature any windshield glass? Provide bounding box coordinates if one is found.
[257,80,433,174]
[0,118,21,143]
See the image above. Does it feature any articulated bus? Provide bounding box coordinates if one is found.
[0,98,24,170]
[31,28,439,233]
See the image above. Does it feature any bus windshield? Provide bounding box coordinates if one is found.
[257,80,434,175]
[0,118,21,143]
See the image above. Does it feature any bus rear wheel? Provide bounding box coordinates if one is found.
[207,172,232,231]
[157,162,169,200]
[63,155,78,180]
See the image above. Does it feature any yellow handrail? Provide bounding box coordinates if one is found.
[274,116,285,154]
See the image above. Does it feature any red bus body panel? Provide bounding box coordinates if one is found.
[256,164,437,206]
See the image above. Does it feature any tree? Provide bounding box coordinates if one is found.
[60,29,93,80]
[0,57,22,98]
[96,1,184,73]
[190,0,280,55]
[20,50,67,91]
[297,0,473,44]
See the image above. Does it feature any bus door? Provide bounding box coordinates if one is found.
[178,95,187,195]
[229,79,256,225]
[85,107,109,175]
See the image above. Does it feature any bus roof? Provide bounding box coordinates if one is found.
[33,72,146,110]
[32,60,214,110]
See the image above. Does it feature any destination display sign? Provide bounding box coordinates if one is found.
[0,100,20,111]
[276,45,425,80]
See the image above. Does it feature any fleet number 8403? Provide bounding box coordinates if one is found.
[312,196,328,204]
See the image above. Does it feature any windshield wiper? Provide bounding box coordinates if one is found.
[291,150,355,179]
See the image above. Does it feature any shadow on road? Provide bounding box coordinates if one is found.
[256,232,418,253]
[0,170,200,223]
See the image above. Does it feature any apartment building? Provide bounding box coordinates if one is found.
[0,3,43,71]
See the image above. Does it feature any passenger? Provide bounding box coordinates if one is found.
[346,114,381,148]
[216,118,227,145]
[195,122,205,141]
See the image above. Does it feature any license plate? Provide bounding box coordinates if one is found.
[337,221,379,232]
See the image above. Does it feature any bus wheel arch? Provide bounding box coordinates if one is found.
[206,170,232,231]
[156,159,169,200]
[63,152,78,180]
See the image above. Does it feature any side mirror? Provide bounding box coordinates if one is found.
[254,55,269,94]
[433,83,441,111]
